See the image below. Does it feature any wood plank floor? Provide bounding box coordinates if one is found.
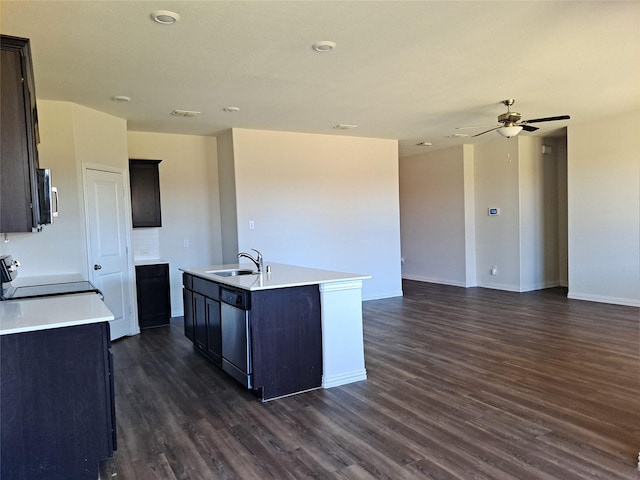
[100,281,640,479]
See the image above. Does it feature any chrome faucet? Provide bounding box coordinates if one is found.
[237,248,263,273]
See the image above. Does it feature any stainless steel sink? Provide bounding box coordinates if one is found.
[206,268,258,277]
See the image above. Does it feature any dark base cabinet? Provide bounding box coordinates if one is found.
[0,322,116,480]
[136,263,171,329]
[183,273,221,366]
[182,273,322,401]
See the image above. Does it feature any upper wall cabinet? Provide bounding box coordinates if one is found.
[0,35,41,233]
[129,159,162,228]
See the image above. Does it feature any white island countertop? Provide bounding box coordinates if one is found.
[0,292,114,336]
[180,262,370,291]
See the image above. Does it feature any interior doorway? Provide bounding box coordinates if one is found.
[84,166,138,340]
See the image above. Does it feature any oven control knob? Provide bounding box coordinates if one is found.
[94,264,102,270]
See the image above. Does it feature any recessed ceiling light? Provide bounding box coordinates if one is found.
[222,106,240,113]
[312,41,336,52]
[416,142,432,146]
[332,123,358,130]
[111,95,131,103]
[150,10,180,24]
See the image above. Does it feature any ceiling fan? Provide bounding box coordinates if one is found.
[457,99,570,138]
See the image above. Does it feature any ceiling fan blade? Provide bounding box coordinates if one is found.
[523,115,570,124]
[472,127,500,137]
[456,124,497,130]
[521,125,539,132]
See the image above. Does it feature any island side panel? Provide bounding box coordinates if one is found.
[251,285,322,400]
[319,280,367,388]
[0,322,115,480]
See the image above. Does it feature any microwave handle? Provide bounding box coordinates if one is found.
[51,187,59,218]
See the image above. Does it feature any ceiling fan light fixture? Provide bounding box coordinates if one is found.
[497,125,523,138]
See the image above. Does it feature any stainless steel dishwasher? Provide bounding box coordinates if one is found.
[220,287,253,388]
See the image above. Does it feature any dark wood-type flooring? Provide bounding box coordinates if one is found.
[100,281,640,479]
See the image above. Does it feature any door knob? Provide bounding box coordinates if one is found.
[94,264,102,270]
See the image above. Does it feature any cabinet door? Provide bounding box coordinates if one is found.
[135,264,171,329]
[205,297,221,366]
[183,288,194,341]
[129,159,162,228]
[193,292,207,351]
[0,38,39,233]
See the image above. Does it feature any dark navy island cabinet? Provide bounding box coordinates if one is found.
[0,322,116,480]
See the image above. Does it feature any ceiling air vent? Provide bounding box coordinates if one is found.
[170,109,201,117]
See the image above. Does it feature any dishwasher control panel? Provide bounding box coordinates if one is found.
[220,287,250,310]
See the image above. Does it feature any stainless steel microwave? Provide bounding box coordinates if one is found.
[36,168,58,226]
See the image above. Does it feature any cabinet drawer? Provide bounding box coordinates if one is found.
[192,277,219,300]
[135,263,168,279]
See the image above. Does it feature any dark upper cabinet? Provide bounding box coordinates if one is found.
[129,159,162,228]
[0,35,41,233]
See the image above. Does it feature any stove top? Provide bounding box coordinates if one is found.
[0,255,103,301]
[3,281,100,300]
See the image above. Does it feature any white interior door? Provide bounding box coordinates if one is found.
[85,168,134,340]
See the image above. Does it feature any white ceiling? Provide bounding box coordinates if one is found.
[2,1,639,156]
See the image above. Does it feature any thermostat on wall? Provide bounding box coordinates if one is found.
[488,208,501,216]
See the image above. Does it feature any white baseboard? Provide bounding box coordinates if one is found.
[402,274,468,288]
[363,290,404,301]
[567,292,640,308]
[519,280,561,292]
[322,370,367,389]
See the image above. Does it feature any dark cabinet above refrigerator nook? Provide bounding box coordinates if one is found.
[129,159,162,228]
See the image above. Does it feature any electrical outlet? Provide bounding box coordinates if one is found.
[491,266,497,276]
[249,220,255,230]
[183,239,189,248]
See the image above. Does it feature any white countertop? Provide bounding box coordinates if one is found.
[0,292,114,336]
[134,259,169,266]
[180,262,371,291]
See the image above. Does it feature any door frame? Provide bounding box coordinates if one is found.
[82,162,139,337]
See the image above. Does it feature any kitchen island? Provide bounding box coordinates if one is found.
[0,293,116,480]
[181,262,370,400]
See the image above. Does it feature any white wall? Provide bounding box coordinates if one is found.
[567,110,640,306]
[463,145,477,287]
[399,145,469,286]
[0,101,128,280]
[216,130,239,264]
[474,139,521,290]
[556,137,569,287]
[127,131,222,316]
[518,136,560,291]
[228,128,403,300]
